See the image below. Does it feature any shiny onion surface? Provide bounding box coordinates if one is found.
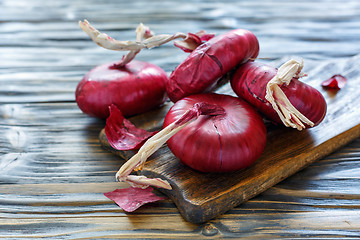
[76,60,168,119]
[231,61,327,129]
[163,93,267,172]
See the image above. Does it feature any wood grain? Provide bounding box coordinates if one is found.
[1,0,360,238]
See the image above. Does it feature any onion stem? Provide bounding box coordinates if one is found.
[79,19,188,66]
[115,102,225,189]
[265,59,314,130]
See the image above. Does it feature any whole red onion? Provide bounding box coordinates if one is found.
[163,93,267,172]
[75,60,168,119]
[166,29,259,103]
[231,60,327,130]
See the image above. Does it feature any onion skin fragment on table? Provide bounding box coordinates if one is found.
[321,74,347,90]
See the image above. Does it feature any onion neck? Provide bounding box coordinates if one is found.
[264,59,314,131]
[115,102,225,189]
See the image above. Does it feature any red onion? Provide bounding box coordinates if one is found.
[231,59,327,130]
[76,60,168,119]
[75,20,176,119]
[166,29,259,102]
[163,93,267,172]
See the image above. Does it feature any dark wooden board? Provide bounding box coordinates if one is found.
[100,55,360,223]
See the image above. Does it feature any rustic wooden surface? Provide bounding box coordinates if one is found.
[1,0,360,238]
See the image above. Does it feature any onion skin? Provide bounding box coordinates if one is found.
[76,60,168,119]
[230,61,327,128]
[166,29,259,103]
[105,104,157,151]
[163,93,267,172]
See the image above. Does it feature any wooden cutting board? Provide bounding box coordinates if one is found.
[99,57,360,224]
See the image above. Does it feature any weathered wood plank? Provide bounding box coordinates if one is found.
[1,0,360,238]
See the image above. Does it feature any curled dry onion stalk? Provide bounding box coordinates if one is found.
[118,22,152,66]
[115,103,225,190]
[265,59,314,131]
[79,19,189,66]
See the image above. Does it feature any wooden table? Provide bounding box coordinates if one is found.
[1,0,359,238]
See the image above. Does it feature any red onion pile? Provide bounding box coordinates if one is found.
[76,20,328,193]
